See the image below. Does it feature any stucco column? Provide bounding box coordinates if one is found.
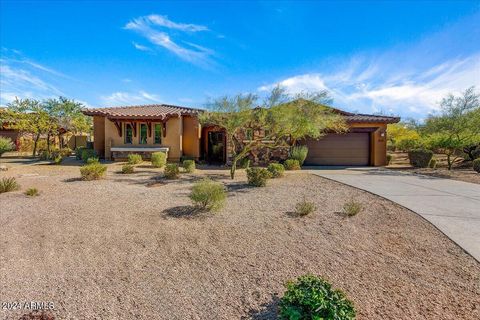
[178,115,183,158]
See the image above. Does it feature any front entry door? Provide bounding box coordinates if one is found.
[207,131,225,163]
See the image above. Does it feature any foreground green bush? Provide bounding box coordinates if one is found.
[408,149,433,168]
[267,163,285,178]
[25,187,39,197]
[151,152,167,168]
[164,163,180,179]
[128,153,143,165]
[0,177,20,193]
[183,160,196,173]
[80,163,107,181]
[86,157,99,164]
[284,159,301,170]
[246,167,271,187]
[190,178,226,211]
[81,149,97,163]
[428,158,437,169]
[0,136,14,156]
[473,159,480,173]
[295,198,316,216]
[121,164,134,174]
[279,274,356,320]
[289,145,308,166]
[343,200,362,216]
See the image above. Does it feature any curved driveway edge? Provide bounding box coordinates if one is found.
[307,167,480,262]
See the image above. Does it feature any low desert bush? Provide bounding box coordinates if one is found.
[408,149,433,168]
[279,274,356,320]
[75,147,86,160]
[284,159,301,170]
[0,136,14,156]
[0,177,20,193]
[239,157,251,169]
[295,197,316,216]
[86,157,99,164]
[25,188,39,197]
[121,164,134,174]
[343,200,362,216]
[127,153,143,165]
[183,160,196,173]
[268,163,285,178]
[246,167,271,187]
[386,154,392,165]
[428,158,437,169]
[289,145,308,166]
[151,152,167,168]
[473,159,480,173]
[164,163,180,179]
[81,149,97,163]
[189,178,226,211]
[80,163,107,181]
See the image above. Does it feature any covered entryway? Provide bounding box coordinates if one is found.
[201,126,226,164]
[303,132,370,166]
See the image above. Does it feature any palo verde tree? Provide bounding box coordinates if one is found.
[5,98,58,156]
[200,86,347,179]
[422,86,480,170]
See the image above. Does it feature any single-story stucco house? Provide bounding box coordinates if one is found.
[82,103,399,166]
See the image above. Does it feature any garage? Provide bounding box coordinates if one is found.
[303,132,370,166]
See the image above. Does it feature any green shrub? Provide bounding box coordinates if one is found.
[80,163,107,181]
[246,167,271,187]
[39,150,50,160]
[284,159,301,170]
[25,188,39,197]
[183,160,196,173]
[0,136,14,156]
[289,145,309,166]
[239,157,251,169]
[151,152,167,168]
[81,149,97,163]
[189,178,226,211]
[428,158,437,169]
[164,163,180,179]
[279,274,356,320]
[53,155,63,165]
[295,197,316,216]
[408,149,433,168]
[121,164,134,174]
[473,159,480,173]
[343,200,362,216]
[268,163,285,178]
[386,154,392,165]
[86,157,99,164]
[0,177,20,193]
[127,153,143,165]
[75,147,86,160]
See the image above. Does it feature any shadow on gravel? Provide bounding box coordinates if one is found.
[63,177,83,182]
[162,205,205,219]
[246,296,279,320]
[18,310,55,320]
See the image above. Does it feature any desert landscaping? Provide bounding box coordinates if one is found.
[1,158,479,320]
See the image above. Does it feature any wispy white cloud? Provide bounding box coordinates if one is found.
[125,14,213,66]
[100,91,161,106]
[132,42,152,52]
[0,50,67,105]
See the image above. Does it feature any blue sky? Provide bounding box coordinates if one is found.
[1,1,479,119]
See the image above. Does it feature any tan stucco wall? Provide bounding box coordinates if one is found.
[349,122,387,166]
[103,116,183,161]
[93,116,105,158]
[182,116,201,159]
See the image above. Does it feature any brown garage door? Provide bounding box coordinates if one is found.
[303,132,370,166]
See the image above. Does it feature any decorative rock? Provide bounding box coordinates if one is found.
[0,165,8,171]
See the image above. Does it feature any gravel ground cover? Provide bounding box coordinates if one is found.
[1,160,479,319]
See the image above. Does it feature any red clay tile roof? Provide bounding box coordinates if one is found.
[82,104,202,119]
[82,103,399,124]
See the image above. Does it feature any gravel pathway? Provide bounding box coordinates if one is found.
[1,162,479,319]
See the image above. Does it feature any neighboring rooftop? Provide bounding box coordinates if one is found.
[82,104,202,119]
[329,107,400,124]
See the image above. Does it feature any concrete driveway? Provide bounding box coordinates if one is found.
[308,167,480,261]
